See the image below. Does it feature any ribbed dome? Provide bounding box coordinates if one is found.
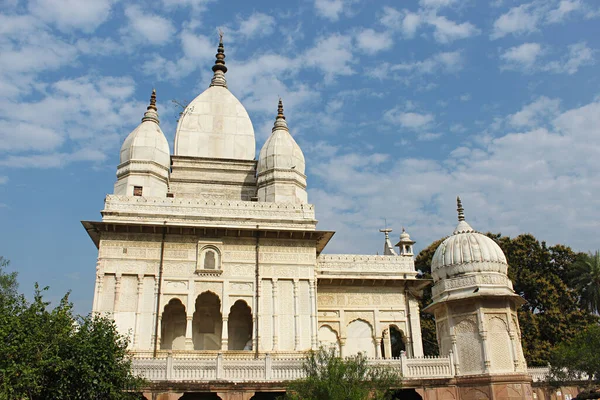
[431,199,508,282]
[257,99,305,174]
[119,91,170,169]
[173,39,255,160]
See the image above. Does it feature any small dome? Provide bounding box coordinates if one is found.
[120,90,170,169]
[258,99,305,174]
[431,198,508,282]
[399,229,411,241]
[173,39,255,160]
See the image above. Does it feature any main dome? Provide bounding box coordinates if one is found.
[431,198,508,283]
[173,38,255,160]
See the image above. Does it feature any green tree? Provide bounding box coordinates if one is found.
[285,347,402,400]
[415,235,597,365]
[569,251,600,315]
[0,258,144,399]
[549,325,600,390]
[0,256,17,299]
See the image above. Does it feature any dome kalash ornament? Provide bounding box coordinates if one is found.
[426,197,524,307]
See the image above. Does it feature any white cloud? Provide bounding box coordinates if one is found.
[491,3,542,39]
[355,29,393,54]
[304,34,355,79]
[0,122,63,152]
[500,42,594,75]
[543,42,595,74]
[500,42,543,70]
[0,176,7,185]
[381,6,478,43]
[308,98,600,255]
[507,96,561,127]
[314,0,355,21]
[384,109,435,130]
[28,0,112,33]
[547,0,582,23]
[392,51,464,75]
[428,15,480,43]
[124,5,176,45]
[419,0,458,8]
[237,12,275,38]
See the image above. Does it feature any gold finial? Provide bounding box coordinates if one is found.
[147,88,157,111]
[457,196,465,222]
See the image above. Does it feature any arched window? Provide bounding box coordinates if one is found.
[204,251,216,269]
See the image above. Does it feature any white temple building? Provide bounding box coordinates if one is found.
[83,38,536,400]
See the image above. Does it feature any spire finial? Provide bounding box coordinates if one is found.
[142,88,159,124]
[210,31,228,88]
[457,196,465,222]
[273,97,289,132]
[277,98,285,120]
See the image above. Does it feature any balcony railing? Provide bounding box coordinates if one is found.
[131,353,454,383]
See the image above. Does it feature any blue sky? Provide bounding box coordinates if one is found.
[1,0,599,315]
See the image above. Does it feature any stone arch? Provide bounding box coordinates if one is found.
[161,298,186,350]
[346,319,375,357]
[250,392,286,399]
[392,389,423,399]
[381,324,407,358]
[462,388,490,400]
[318,324,340,353]
[198,246,221,271]
[228,299,253,350]
[439,388,457,400]
[192,291,222,350]
[179,393,222,400]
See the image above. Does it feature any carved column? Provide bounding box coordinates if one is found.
[113,273,122,313]
[383,328,392,359]
[293,279,300,350]
[185,316,194,350]
[151,275,159,349]
[221,281,229,351]
[477,307,491,373]
[309,279,318,349]
[93,271,104,313]
[254,279,262,351]
[157,315,162,348]
[133,274,144,348]
[272,278,279,350]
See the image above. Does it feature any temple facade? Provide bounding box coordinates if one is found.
[83,39,539,400]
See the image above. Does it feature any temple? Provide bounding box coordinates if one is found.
[83,38,539,400]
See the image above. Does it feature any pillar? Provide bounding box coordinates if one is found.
[383,328,392,359]
[133,274,144,348]
[222,280,229,351]
[477,307,491,373]
[309,279,318,349]
[185,315,193,349]
[272,278,279,350]
[93,271,104,313]
[113,273,122,312]
[293,279,300,350]
[151,276,159,349]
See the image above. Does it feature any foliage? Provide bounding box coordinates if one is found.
[0,257,144,400]
[0,256,18,300]
[415,234,597,365]
[285,347,402,400]
[549,324,600,388]
[568,251,600,315]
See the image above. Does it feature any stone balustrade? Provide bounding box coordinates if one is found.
[131,353,453,382]
[317,254,417,277]
[528,367,550,382]
[101,195,317,229]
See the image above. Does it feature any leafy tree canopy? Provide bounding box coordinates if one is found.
[550,324,600,389]
[0,257,144,400]
[285,347,402,400]
[415,234,598,366]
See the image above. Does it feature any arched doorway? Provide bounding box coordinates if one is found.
[346,319,375,357]
[179,393,222,400]
[381,325,407,358]
[192,291,222,350]
[392,389,423,399]
[228,300,252,350]
[250,392,285,399]
[161,298,186,350]
[318,325,341,354]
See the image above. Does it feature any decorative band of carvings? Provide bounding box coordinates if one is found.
[432,273,512,297]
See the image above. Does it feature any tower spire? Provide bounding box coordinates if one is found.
[457,196,465,222]
[142,88,159,124]
[273,98,289,132]
[210,32,228,88]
